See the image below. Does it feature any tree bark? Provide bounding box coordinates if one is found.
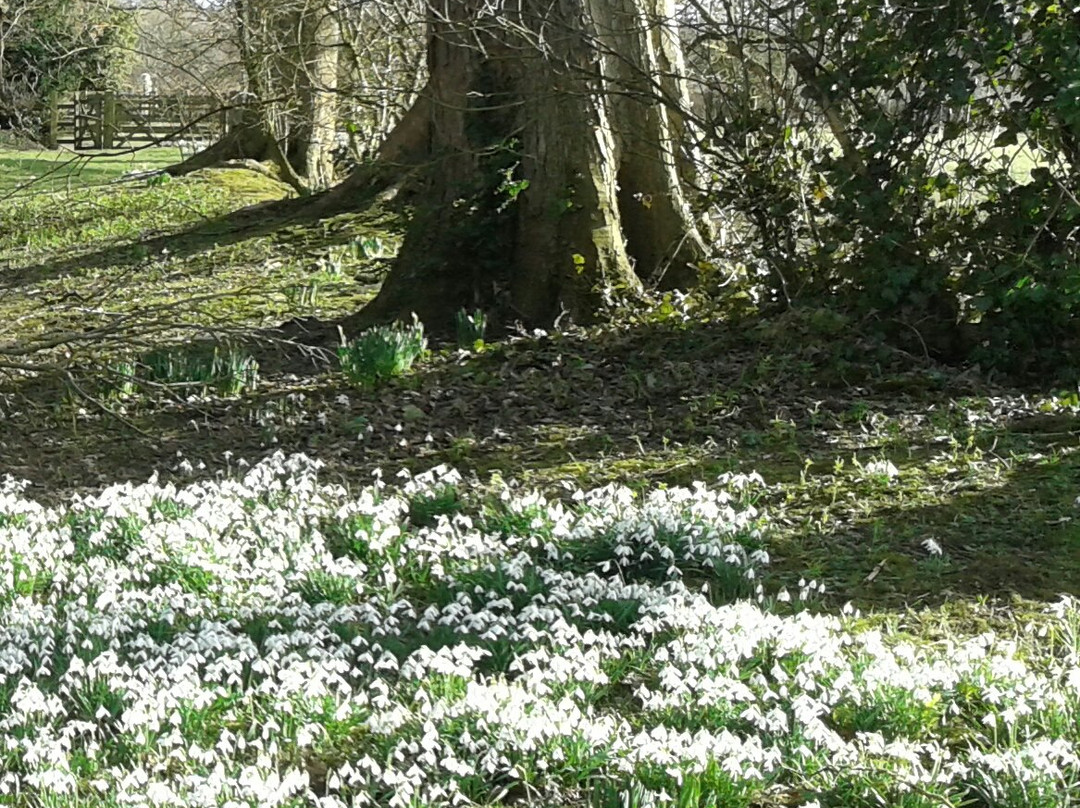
[164,114,269,177]
[292,1,339,191]
[602,0,708,289]
[166,0,339,193]
[338,0,706,333]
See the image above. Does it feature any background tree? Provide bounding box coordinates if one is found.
[126,0,242,97]
[162,0,425,194]
[0,0,135,135]
[163,0,340,192]
[336,0,426,160]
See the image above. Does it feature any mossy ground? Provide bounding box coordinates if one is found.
[1,157,1078,637]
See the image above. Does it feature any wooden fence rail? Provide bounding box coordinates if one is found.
[46,92,236,151]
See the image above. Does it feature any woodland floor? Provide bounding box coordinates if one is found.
[2,153,1079,621]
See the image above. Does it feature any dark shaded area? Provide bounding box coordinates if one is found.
[769,435,1080,608]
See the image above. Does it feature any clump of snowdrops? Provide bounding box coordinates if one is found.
[0,455,1078,807]
[337,315,426,390]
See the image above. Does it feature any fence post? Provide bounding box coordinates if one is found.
[77,93,91,150]
[102,92,117,149]
[91,93,103,149]
[73,92,84,149]
[45,93,60,149]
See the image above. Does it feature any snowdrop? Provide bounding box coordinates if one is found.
[0,452,1078,806]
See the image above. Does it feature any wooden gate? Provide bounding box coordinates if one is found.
[46,92,234,150]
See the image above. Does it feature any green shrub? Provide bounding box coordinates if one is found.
[101,360,138,399]
[357,235,391,259]
[285,280,321,311]
[407,485,462,528]
[694,0,1080,378]
[337,315,427,389]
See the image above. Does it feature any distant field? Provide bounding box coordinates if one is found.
[0,146,183,196]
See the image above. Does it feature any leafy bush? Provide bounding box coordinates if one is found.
[337,315,427,389]
[0,2,135,133]
[693,0,1080,377]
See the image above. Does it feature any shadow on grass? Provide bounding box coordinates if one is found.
[1,186,370,290]
[2,312,1077,611]
[767,439,1080,609]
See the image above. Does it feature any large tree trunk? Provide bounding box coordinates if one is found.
[340,0,706,332]
[604,0,709,289]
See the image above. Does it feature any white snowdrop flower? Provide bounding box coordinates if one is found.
[922,537,943,556]
[11,451,1080,808]
[1063,665,1080,694]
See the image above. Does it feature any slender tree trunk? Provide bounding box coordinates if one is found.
[293,1,340,191]
[338,0,705,332]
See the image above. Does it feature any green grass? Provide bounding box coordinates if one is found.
[0,146,183,196]
[0,159,394,376]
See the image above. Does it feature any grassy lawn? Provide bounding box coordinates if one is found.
[0,158,1079,806]
[0,147,185,196]
[0,160,391,370]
